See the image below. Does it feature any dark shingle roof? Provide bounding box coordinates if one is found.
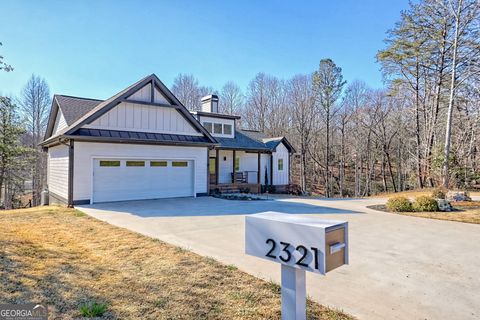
[230,130,296,153]
[263,138,284,150]
[215,130,271,151]
[72,128,211,144]
[239,129,268,141]
[55,95,103,125]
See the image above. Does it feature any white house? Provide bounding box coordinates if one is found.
[41,74,295,206]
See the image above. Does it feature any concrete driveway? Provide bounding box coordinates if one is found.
[77,197,480,320]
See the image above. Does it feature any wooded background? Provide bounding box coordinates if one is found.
[0,0,478,207]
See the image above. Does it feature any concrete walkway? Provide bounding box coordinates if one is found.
[77,197,480,320]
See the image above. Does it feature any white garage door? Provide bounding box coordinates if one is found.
[92,159,194,203]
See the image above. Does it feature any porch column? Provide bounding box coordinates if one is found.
[215,149,220,185]
[270,153,274,186]
[257,152,261,184]
[232,150,236,184]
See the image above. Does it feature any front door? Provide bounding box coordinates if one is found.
[209,157,217,184]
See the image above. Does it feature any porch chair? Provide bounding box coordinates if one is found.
[231,172,247,183]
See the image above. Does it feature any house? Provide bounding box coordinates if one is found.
[41,74,295,206]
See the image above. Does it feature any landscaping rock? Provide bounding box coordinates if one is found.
[213,193,268,201]
[436,199,453,212]
[446,191,472,202]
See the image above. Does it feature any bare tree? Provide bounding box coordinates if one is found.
[18,75,51,206]
[244,73,270,132]
[219,81,244,115]
[441,0,479,187]
[287,74,317,192]
[171,74,214,111]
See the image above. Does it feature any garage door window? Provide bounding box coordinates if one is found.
[126,161,145,167]
[150,161,167,167]
[172,161,188,167]
[100,160,120,167]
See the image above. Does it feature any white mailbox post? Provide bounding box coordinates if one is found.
[245,212,349,320]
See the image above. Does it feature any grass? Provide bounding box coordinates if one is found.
[0,206,353,320]
[79,301,108,317]
[368,202,480,224]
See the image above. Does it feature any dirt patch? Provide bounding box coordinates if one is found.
[0,206,353,320]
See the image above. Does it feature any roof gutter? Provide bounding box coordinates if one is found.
[61,135,218,148]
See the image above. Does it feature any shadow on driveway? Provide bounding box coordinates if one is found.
[79,197,364,218]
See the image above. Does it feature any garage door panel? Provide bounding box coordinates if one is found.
[93,159,193,203]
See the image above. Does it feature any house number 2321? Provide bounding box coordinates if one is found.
[265,238,320,270]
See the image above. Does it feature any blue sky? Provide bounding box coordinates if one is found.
[0,0,408,99]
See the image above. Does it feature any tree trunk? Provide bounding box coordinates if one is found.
[442,0,462,188]
[415,60,424,189]
[325,108,330,197]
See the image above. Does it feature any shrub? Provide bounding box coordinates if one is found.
[431,188,446,199]
[261,185,276,193]
[413,196,439,212]
[286,184,303,195]
[79,302,108,318]
[386,197,413,212]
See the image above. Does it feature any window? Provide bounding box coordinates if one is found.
[278,158,284,171]
[126,161,145,167]
[223,124,232,135]
[100,160,120,167]
[150,161,167,167]
[235,157,240,171]
[203,122,213,133]
[172,161,188,167]
[214,123,222,134]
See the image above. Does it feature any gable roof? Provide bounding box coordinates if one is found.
[238,130,296,153]
[55,95,103,125]
[213,129,296,153]
[262,137,296,153]
[42,74,217,146]
[215,130,271,152]
[240,129,268,141]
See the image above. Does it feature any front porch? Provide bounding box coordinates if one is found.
[208,149,271,194]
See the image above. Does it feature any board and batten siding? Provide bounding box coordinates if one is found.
[47,144,69,200]
[127,83,170,104]
[272,142,289,185]
[83,102,202,136]
[73,142,208,202]
[52,109,68,135]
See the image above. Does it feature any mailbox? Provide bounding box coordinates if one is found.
[245,211,348,275]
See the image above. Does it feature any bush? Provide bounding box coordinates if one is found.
[386,197,413,212]
[79,302,108,318]
[286,184,303,195]
[413,196,439,212]
[431,188,446,199]
[261,185,276,193]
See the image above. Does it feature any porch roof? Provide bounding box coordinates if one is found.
[215,130,271,152]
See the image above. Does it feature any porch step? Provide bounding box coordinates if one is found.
[210,183,261,194]
[213,186,241,194]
